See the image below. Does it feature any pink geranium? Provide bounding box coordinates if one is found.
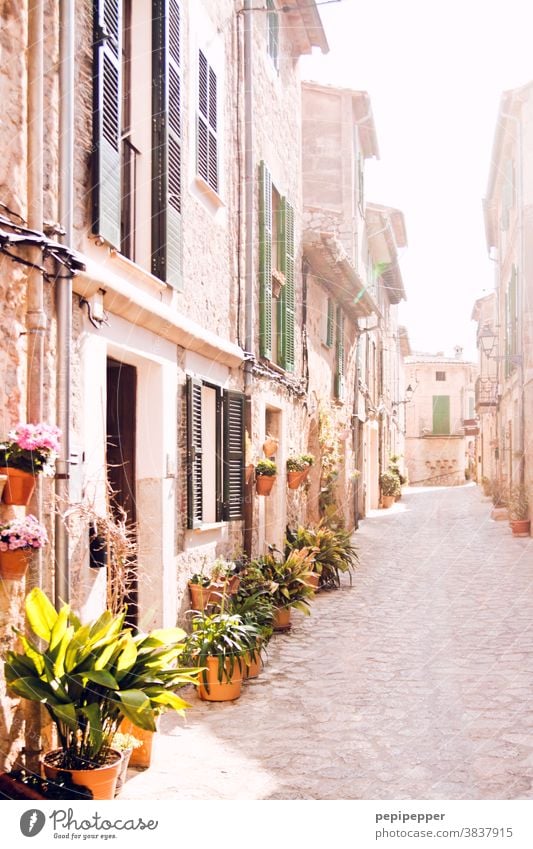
[0,422,61,476]
[0,515,48,551]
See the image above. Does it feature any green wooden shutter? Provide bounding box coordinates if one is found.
[187,376,203,528]
[197,51,218,192]
[334,306,345,400]
[92,0,122,248]
[326,297,334,347]
[259,161,272,359]
[223,391,245,521]
[432,395,450,435]
[152,0,183,289]
[279,197,295,372]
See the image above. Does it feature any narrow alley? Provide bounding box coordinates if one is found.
[120,484,533,800]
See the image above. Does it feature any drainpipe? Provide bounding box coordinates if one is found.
[55,0,75,607]
[24,0,45,775]
[243,0,254,556]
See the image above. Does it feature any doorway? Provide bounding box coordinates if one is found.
[106,358,138,627]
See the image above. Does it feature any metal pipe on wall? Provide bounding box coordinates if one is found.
[55,0,75,607]
[24,0,46,774]
[243,0,254,556]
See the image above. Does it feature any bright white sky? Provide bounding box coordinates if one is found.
[300,0,533,359]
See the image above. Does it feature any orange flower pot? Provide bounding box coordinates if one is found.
[510,519,531,537]
[119,719,156,769]
[198,655,243,701]
[287,470,306,489]
[256,474,275,496]
[42,749,122,800]
[243,648,262,679]
[0,549,31,580]
[0,468,36,506]
[273,606,291,631]
[305,572,320,592]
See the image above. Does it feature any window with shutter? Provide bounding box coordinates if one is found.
[334,306,345,400]
[279,197,295,372]
[266,0,279,70]
[432,395,450,435]
[92,0,122,248]
[324,297,334,347]
[223,391,245,521]
[187,376,204,528]
[505,264,518,378]
[197,50,218,194]
[259,161,273,359]
[152,0,183,289]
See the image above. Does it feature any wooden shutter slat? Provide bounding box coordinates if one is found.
[326,297,334,347]
[187,376,203,528]
[223,391,245,521]
[197,51,218,193]
[259,161,273,359]
[92,0,122,248]
[152,0,183,289]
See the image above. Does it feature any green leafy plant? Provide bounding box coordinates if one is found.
[256,458,277,476]
[286,453,314,472]
[508,485,529,521]
[379,471,401,497]
[253,548,315,614]
[285,522,359,589]
[185,612,261,688]
[4,588,200,770]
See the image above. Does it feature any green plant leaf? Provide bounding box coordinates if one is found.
[25,587,58,643]
[117,689,156,732]
[49,604,71,655]
[78,669,119,690]
[7,676,56,703]
[52,702,78,731]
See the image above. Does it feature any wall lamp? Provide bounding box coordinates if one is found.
[478,323,522,365]
[392,384,415,409]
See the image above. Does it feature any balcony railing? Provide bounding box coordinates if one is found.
[475,377,498,409]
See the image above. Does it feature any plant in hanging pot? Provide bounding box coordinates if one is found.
[286,453,314,489]
[508,485,530,537]
[0,514,48,580]
[0,422,61,505]
[255,458,277,496]
[4,588,200,800]
[185,611,261,701]
[255,547,316,631]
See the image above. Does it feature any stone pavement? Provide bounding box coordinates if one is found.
[119,484,533,800]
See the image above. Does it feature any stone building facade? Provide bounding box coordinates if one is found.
[404,352,478,487]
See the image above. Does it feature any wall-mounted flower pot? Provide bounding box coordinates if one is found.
[510,519,531,537]
[0,467,36,506]
[287,470,306,489]
[262,437,279,457]
[0,549,31,580]
[256,474,276,496]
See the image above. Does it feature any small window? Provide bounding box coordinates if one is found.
[436,371,446,381]
[324,297,334,348]
[267,0,279,70]
[197,50,218,194]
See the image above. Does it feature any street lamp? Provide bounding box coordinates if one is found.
[478,324,522,365]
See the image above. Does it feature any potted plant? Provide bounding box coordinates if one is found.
[0,514,49,580]
[111,731,142,795]
[185,612,261,701]
[228,583,275,678]
[4,588,200,799]
[188,559,242,611]
[286,453,314,489]
[255,548,316,631]
[508,485,530,536]
[379,471,400,508]
[0,422,60,504]
[255,458,277,496]
[285,522,359,590]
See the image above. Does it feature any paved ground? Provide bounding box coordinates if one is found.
[119,484,533,800]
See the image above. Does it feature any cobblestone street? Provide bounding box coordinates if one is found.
[120,484,533,800]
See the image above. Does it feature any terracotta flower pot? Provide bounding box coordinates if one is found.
[287,470,306,489]
[188,582,215,611]
[273,606,291,631]
[119,719,156,769]
[381,495,395,508]
[114,749,133,795]
[305,572,320,592]
[243,645,263,679]
[0,467,36,506]
[262,437,279,457]
[510,519,531,537]
[42,748,122,800]
[197,655,243,702]
[0,549,31,580]
[256,474,275,496]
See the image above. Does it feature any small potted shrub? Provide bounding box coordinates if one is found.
[379,471,400,508]
[508,485,530,536]
[285,522,359,590]
[188,559,242,611]
[5,588,200,799]
[255,548,316,631]
[0,422,61,504]
[228,582,275,678]
[185,612,261,701]
[0,514,49,580]
[286,453,314,489]
[255,458,277,496]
